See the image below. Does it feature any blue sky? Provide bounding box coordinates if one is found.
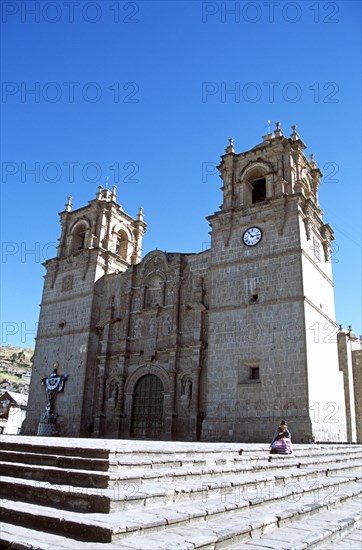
[1,0,361,347]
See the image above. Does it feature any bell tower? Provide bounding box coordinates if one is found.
[23,186,146,436]
[57,186,146,276]
[202,123,347,443]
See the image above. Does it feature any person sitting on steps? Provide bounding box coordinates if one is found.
[270,420,293,455]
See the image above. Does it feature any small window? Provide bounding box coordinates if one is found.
[238,361,260,385]
[250,294,258,304]
[252,178,266,204]
[250,367,260,380]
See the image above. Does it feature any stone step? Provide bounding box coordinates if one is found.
[0,440,111,460]
[1,451,360,491]
[0,475,113,514]
[319,524,362,549]
[0,465,351,515]
[106,462,362,491]
[229,501,362,549]
[112,449,362,470]
[239,445,362,459]
[1,455,360,514]
[0,448,266,471]
[269,451,362,465]
[0,437,245,459]
[0,438,361,549]
[0,471,360,537]
[0,452,360,488]
[113,499,362,549]
[277,455,361,473]
[1,446,361,508]
[0,461,113,488]
[110,492,362,549]
[0,447,360,481]
[0,479,360,547]
[2,447,361,473]
[111,454,362,474]
[267,448,362,462]
[2,436,361,463]
[112,446,362,464]
[0,449,113,471]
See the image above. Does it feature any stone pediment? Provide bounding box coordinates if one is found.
[139,250,168,277]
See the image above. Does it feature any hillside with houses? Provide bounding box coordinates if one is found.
[0,346,34,395]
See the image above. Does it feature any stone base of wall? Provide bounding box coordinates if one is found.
[201,415,315,444]
[37,422,57,436]
[37,413,58,436]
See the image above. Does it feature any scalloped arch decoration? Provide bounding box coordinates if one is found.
[140,251,168,277]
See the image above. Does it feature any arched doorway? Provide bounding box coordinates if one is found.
[131,374,164,438]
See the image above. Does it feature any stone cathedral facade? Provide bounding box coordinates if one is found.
[23,124,361,443]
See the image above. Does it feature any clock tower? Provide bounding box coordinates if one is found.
[202,123,347,443]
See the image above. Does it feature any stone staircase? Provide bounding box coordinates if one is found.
[0,436,361,549]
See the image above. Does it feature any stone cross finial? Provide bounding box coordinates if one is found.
[274,121,283,137]
[225,137,235,154]
[291,125,300,140]
[263,120,275,141]
[65,196,72,212]
[137,207,144,221]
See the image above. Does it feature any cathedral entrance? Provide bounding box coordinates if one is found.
[130,374,164,439]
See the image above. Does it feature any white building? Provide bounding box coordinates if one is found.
[0,391,28,434]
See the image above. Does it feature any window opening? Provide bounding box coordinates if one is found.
[250,367,260,380]
[76,231,86,250]
[71,226,87,254]
[252,178,266,204]
[115,237,122,255]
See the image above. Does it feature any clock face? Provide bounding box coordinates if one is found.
[242,226,263,247]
